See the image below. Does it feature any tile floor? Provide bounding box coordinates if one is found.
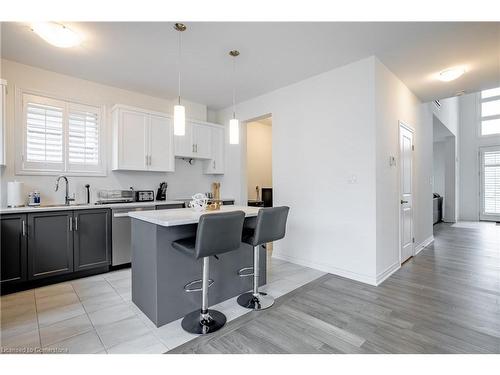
[0,256,325,354]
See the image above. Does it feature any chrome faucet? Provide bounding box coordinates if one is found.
[55,175,75,206]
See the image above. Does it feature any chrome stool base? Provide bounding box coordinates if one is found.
[237,292,275,310]
[181,309,227,335]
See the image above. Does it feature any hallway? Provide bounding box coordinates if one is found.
[170,222,500,353]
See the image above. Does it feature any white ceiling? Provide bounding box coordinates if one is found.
[2,22,499,109]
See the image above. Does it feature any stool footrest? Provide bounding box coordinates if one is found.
[237,267,254,277]
[184,278,214,293]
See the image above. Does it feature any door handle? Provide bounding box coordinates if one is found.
[401,200,408,204]
[69,216,73,231]
[145,155,148,166]
[213,160,216,169]
[74,216,78,231]
[22,220,26,237]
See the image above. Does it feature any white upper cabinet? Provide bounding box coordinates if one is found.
[192,123,212,159]
[204,126,225,174]
[174,120,194,158]
[174,120,214,160]
[149,114,174,172]
[112,105,174,172]
[0,79,6,166]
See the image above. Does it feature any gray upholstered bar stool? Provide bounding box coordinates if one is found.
[237,206,290,310]
[172,210,245,335]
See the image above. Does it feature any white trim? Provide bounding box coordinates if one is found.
[375,261,400,285]
[272,251,378,286]
[414,236,434,256]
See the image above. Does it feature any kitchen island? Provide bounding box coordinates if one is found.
[128,205,265,327]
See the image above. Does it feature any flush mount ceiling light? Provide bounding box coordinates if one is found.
[229,50,240,145]
[437,67,466,82]
[31,22,82,48]
[173,23,187,136]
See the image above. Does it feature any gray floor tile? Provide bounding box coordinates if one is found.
[40,314,93,347]
[107,332,167,354]
[37,302,86,328]
[88,302,136,327]
[43,330,105,354]
[95,316,150,349]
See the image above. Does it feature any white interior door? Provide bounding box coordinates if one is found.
[400,124,414,263]
[480,146,500,221]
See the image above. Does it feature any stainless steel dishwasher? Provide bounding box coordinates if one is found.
[112,206,155,266]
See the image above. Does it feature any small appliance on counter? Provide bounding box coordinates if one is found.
[95,189,134,205]
[156,182,168,201]
[7,181,25,207]
[136,190,154,202]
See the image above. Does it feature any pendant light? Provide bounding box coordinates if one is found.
[174,23,186,136]
[229,50,240,145]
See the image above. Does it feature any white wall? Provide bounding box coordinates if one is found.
[216,56,434,285]
[217,57,378,284]
[246,120,272,200]
[459,91,500,220]
[0,59,220,206]
[373,59,433,282]
[431,96,459,136]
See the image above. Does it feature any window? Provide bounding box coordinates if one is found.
[19,92,105,175]
[480,147,500,220]
[480,87,500,136]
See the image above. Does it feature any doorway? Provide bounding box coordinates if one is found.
[246,116,273,255]
[479,146,500,221]
[400,122,414,264]
[246,116,273,207]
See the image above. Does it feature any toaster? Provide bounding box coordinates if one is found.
[135,190,155,202]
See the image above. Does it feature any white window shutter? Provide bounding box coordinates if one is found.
[23,95,65,172]
[67,103,101,172]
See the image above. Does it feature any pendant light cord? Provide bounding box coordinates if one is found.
[177,29,182,105]
[232,55,236,119]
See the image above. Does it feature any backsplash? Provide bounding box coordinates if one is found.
[0,158,220,207]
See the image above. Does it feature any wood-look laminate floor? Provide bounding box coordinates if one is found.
[169,222,500,354]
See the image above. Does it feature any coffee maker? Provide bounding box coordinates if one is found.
[156,182,168,201]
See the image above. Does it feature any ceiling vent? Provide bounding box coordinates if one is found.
[433,100,442,108]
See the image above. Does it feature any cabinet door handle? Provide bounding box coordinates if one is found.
[196,144,198,153]
[149,155,152,165]
[213,160,216,169]
[69,216,73,232]
[145,155,148,166]
[74,217,78,231]
[22,220,26,237]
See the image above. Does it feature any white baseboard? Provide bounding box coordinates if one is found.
[375,261,400,285]
[272,252,377,286]
[414,235,434,255]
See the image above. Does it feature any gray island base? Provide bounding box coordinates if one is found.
[129,206,266,327]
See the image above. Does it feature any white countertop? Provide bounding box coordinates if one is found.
[0,200,184,214]
[128,205,259,227]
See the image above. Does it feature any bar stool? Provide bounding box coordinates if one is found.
[237,206,290,310]
[172,210,245,335]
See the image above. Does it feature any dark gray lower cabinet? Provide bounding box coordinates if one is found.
[0,214,28,285]
[74,209,111,271]
[28,211,74,280]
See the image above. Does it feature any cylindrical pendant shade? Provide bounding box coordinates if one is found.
[229,118,239,145]
[174,105,186,136]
